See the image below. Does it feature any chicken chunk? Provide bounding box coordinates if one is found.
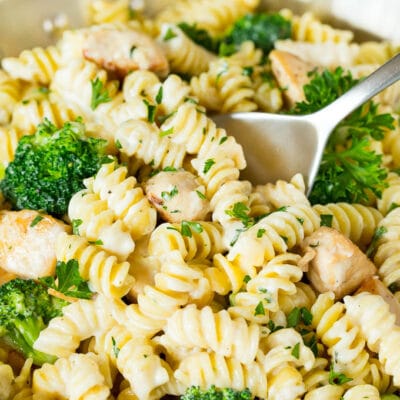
[0,210,70,279]
[357,276,400,325]
[269,49,315,108]
[144,171,210,223]
[300,227,376,299]
[82,27,169,78]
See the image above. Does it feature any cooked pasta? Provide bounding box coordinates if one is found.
[2,46,61,85]
[148,221,225,261]
[33,352,111,399]
[156,0,260,36]
[34,295,116,358]
[160,304,260,364]
[344,292,400,385]
[158,24,217,76]
[1,1,400,399]
[55,232,134,298]
[174,352,267,398]
[0,71,21,125]
[311,292,371,382]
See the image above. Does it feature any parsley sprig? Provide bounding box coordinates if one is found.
[291,67,394,204]
[90,78,111,110]
[39,259,93,299]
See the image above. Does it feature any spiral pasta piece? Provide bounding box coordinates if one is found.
[148,221,225,261]
[34,295,116,358]
[191,59,257,113]
[228,204,320,270]
[160,102,245,169]
[33,353,111,399]
[344,292,400,385]
[0,71,21,124]
[312,202,382,248]
[115,251,212,337]
[343,385,380,400]
[192,156,241,199]
[280,9,353,44]
[55,232,134,298]
[85,0,131,24]
[116,119,187,170]
[68,189,135,260]
[373,207,400,288]
[174,351,267,398]
[311,292,371,382]
[203,253,256,295]
[255,173,310,209]
[51,58,118,114]
[228,253,303,323]
[377,172,400,215]
[301,357,345,400]
[160,304,260,364]
[158,24,216,76]
[0,126,20,167]
[95,324,170,400]
[88,162,157,239]
[262,329,315,400]
[156,0,260,36]
[2,46,61,85]
[11,97,82,135]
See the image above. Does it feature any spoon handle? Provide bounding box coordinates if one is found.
[312,53,400,134]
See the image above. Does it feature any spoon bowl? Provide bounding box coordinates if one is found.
[213,53,400,192]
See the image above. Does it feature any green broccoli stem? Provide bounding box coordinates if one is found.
[5,317,57,365]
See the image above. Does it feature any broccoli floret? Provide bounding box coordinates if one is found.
[0,278,67,365]
[219,13,291,56]
[181,386,252,400]
[381,396,400,400]
[0,118,110,216]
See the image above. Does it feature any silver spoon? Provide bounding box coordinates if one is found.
[212,53,400,192]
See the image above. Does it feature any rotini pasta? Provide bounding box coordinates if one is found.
[34,295,116,357]
[344,292,400,385]
[159,304,260,364]
[55,232,134,298]
[2,46,61,85]
[2,2,400,399]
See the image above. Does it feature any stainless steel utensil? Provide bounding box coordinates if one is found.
[212,53,400,191]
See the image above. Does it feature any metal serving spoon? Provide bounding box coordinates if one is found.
[213,53,400,192]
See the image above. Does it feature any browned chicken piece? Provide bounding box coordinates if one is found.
[357,276,400,325]
[269,49,315,108]
[82,27,169,78]
[300,227,376,299]
[0,210,70,279]
[144,170,210,223]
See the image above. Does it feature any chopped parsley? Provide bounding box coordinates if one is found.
[161,186,178,202]
[30,214,44,227]
[159,127,174,137]
[72,219,83,235]
[181,220,203,238]
[366,226,388,258]
[163,27,177,41]
[90,78,111,110]
[195,190,207,200]
[257,228,266,238]
[203,158,215,174]
[254,301,265,316]
[142,99,156,123]
[328,364,353,385]
[291,342,300,359]
[320,214,333,227]
[111,336,120,358]
[155,86,163,104]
